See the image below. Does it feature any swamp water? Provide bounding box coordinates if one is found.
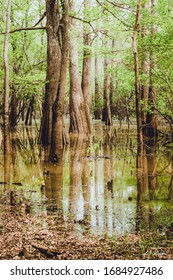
[0,122,173,240]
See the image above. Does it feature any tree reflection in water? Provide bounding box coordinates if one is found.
[136,136,173,233]
[0,124,172,238]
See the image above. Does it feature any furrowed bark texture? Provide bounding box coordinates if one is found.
[40,0,61,145]
[69,0,90,135]
[50,0,69,161]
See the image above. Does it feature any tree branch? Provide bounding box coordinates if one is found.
[0,26,46,35]
[96,0,132,28]
[70,15,95,32]
[33,12,46,27]
[106,0,135,13]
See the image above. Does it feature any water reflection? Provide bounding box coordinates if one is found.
[43,160,64,217]
[0,124,172,238]
[136,136,173,233]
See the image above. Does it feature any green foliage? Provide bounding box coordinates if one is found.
[0,0,46,122]
[0,0,172,129]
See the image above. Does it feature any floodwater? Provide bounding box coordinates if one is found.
[0,122,173,239]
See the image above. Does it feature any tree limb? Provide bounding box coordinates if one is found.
[0,26,46,35]
[33,12,46,27]
[96,0,132,28]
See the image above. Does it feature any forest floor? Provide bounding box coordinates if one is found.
[0,205,173,260]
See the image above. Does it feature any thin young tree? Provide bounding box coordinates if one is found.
[3,0,12,155]
[94,53,101,119]
[132,0,142,170]
[141,0,150,129]
[146,0,158,138]
[81,0,92,133]
[102,38,112,126]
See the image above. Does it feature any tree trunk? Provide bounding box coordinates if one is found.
[69,0,90,135]
[141,1,150,129]
[3,0,12,155]
[110,39,116,116]
[9,9,19,129]
[132,0,142,169]
[10,85,18,128]
[146,0,158,137]
[39,0,61,145]
[25,96,35,125]
[50,0,69,161]
[94,54,101,119]
[102,39,112,126]
[81,0,91,133]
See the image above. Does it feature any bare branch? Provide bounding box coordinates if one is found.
[0,26,46,35]
[106,0,135,13]
[33,12,46,27]
[96,0,132,28]
[70,15,95,32]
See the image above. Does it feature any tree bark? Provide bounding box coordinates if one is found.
[102,39,112,126]
[25,95,35,125]
[39,1,69,162]
[81,0,91,133]
[50,0,69,161]
[94,54,101,119]
[69,0,90,135]
[110,39,116,116]
[10,85,18,128]
[9,8,20,128]
[39,0,61,145]
[146,0,158,137]
[132,0,142,169]
[3,0,12,155]
[141,1,150,128]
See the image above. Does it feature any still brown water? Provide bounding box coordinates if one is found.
[0,122,173,238]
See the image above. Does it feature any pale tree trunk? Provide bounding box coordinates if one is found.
[141,1,150,129]
[50,0,69,161]
[102,39,112,126]
[39,0,61,145]
[132,0,142,171]
[110,39,116,115]
[69,0,90,135]
[10,8,19,128]
[3,0,12,155]
[94,54,101,119]
[39,0,45,46]
[146,0,158,137]
[81,0,91,133]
